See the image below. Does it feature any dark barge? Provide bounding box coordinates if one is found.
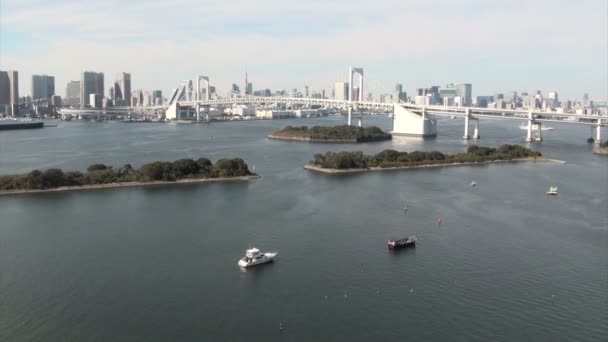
[388,235,417,249]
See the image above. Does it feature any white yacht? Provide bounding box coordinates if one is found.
[238,248,277,268]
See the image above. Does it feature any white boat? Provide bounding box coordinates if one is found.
[470,181,477,187]
[519,124,554,131]
[238,248,277,268]
[546,186,558,196]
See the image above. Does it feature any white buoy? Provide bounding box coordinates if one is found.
[410,288,414,293]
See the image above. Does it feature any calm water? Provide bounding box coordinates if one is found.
[0,117,606,341]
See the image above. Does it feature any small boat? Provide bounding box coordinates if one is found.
[237,248,277,268]
[546,186,558,196]
[388,235,417,249]
[470,181,477,187]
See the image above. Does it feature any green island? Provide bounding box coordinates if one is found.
[0,158,257,195]
[268,125,392,143]
[594,140,608,155]
[305,144,565,173]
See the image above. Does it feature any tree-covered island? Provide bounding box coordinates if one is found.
[0,158,256,195]
[306,145,561,173]
[269,125,391,143]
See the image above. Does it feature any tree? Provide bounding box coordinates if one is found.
[41,168,65,189]
[87,164,108,172]
[214,158,250,177]
[24,170,43,189]
[173,159,199,178]
[195,158,213,176]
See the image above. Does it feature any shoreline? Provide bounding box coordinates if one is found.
[0,175,260,196]
[304,157,566,174]
[593,148,608,155]
[267,134,390,144]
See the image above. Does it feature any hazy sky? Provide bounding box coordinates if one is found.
[1,0,606,100]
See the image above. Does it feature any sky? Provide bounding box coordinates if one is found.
[0,0,606,101]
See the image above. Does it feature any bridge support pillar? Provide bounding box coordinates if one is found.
[596,119,602,144]
[462,109,470,139]
[347,107,352,126]
[196,104,200,121]
[525,120,533,142]
[472,118,480,139]
[535,122,543,142]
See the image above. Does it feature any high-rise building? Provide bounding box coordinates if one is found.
[0,71,9,105]
[152,90,162,105]
[582,93,589,106]
[89,94,102,108]
[455,83,472,106]
[439,84,456,102]
[335,82,349,101]
[0,70,19,114]
[351,87,360,101]
[80,71,104,108]
[115,72,131,106]
[8,70,18,105]
[394,83,407,103]
[31,75,55,100]
[246,83,253,96]
[65,81,81,107]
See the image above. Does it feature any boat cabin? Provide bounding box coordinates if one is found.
[246,248,261,258]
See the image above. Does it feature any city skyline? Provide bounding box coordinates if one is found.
[0,0,606,100]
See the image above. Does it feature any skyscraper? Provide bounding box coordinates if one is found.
[0,70,19,114]
[455,83,472,107]
[31,75,55,100]
[65,81,81,107]
[335,82,349,101]
[80,71,104,108]
[115,72,131,106]
[0,71,9,105]
[152,90,162,105]
[394,83,407,103]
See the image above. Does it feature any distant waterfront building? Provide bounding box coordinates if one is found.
[351,87,360,101]
[394,83,407,103]
[335,82,349,101]
[115,72,131,106]
[439,84,456,104]
[80,71,104,108]
[0,71,10,105]
[89,93,102,108]
[455,83,472,106]
[0,70,19,114]
[65,81,81,107]
[231,84,240,98]
[246,83,253,96]
[476,96,492,108]
[381,94,394,103]
[152,90,162,105]
[0,70,19,105]
[31,75,55,100]
[51,95,62,107]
